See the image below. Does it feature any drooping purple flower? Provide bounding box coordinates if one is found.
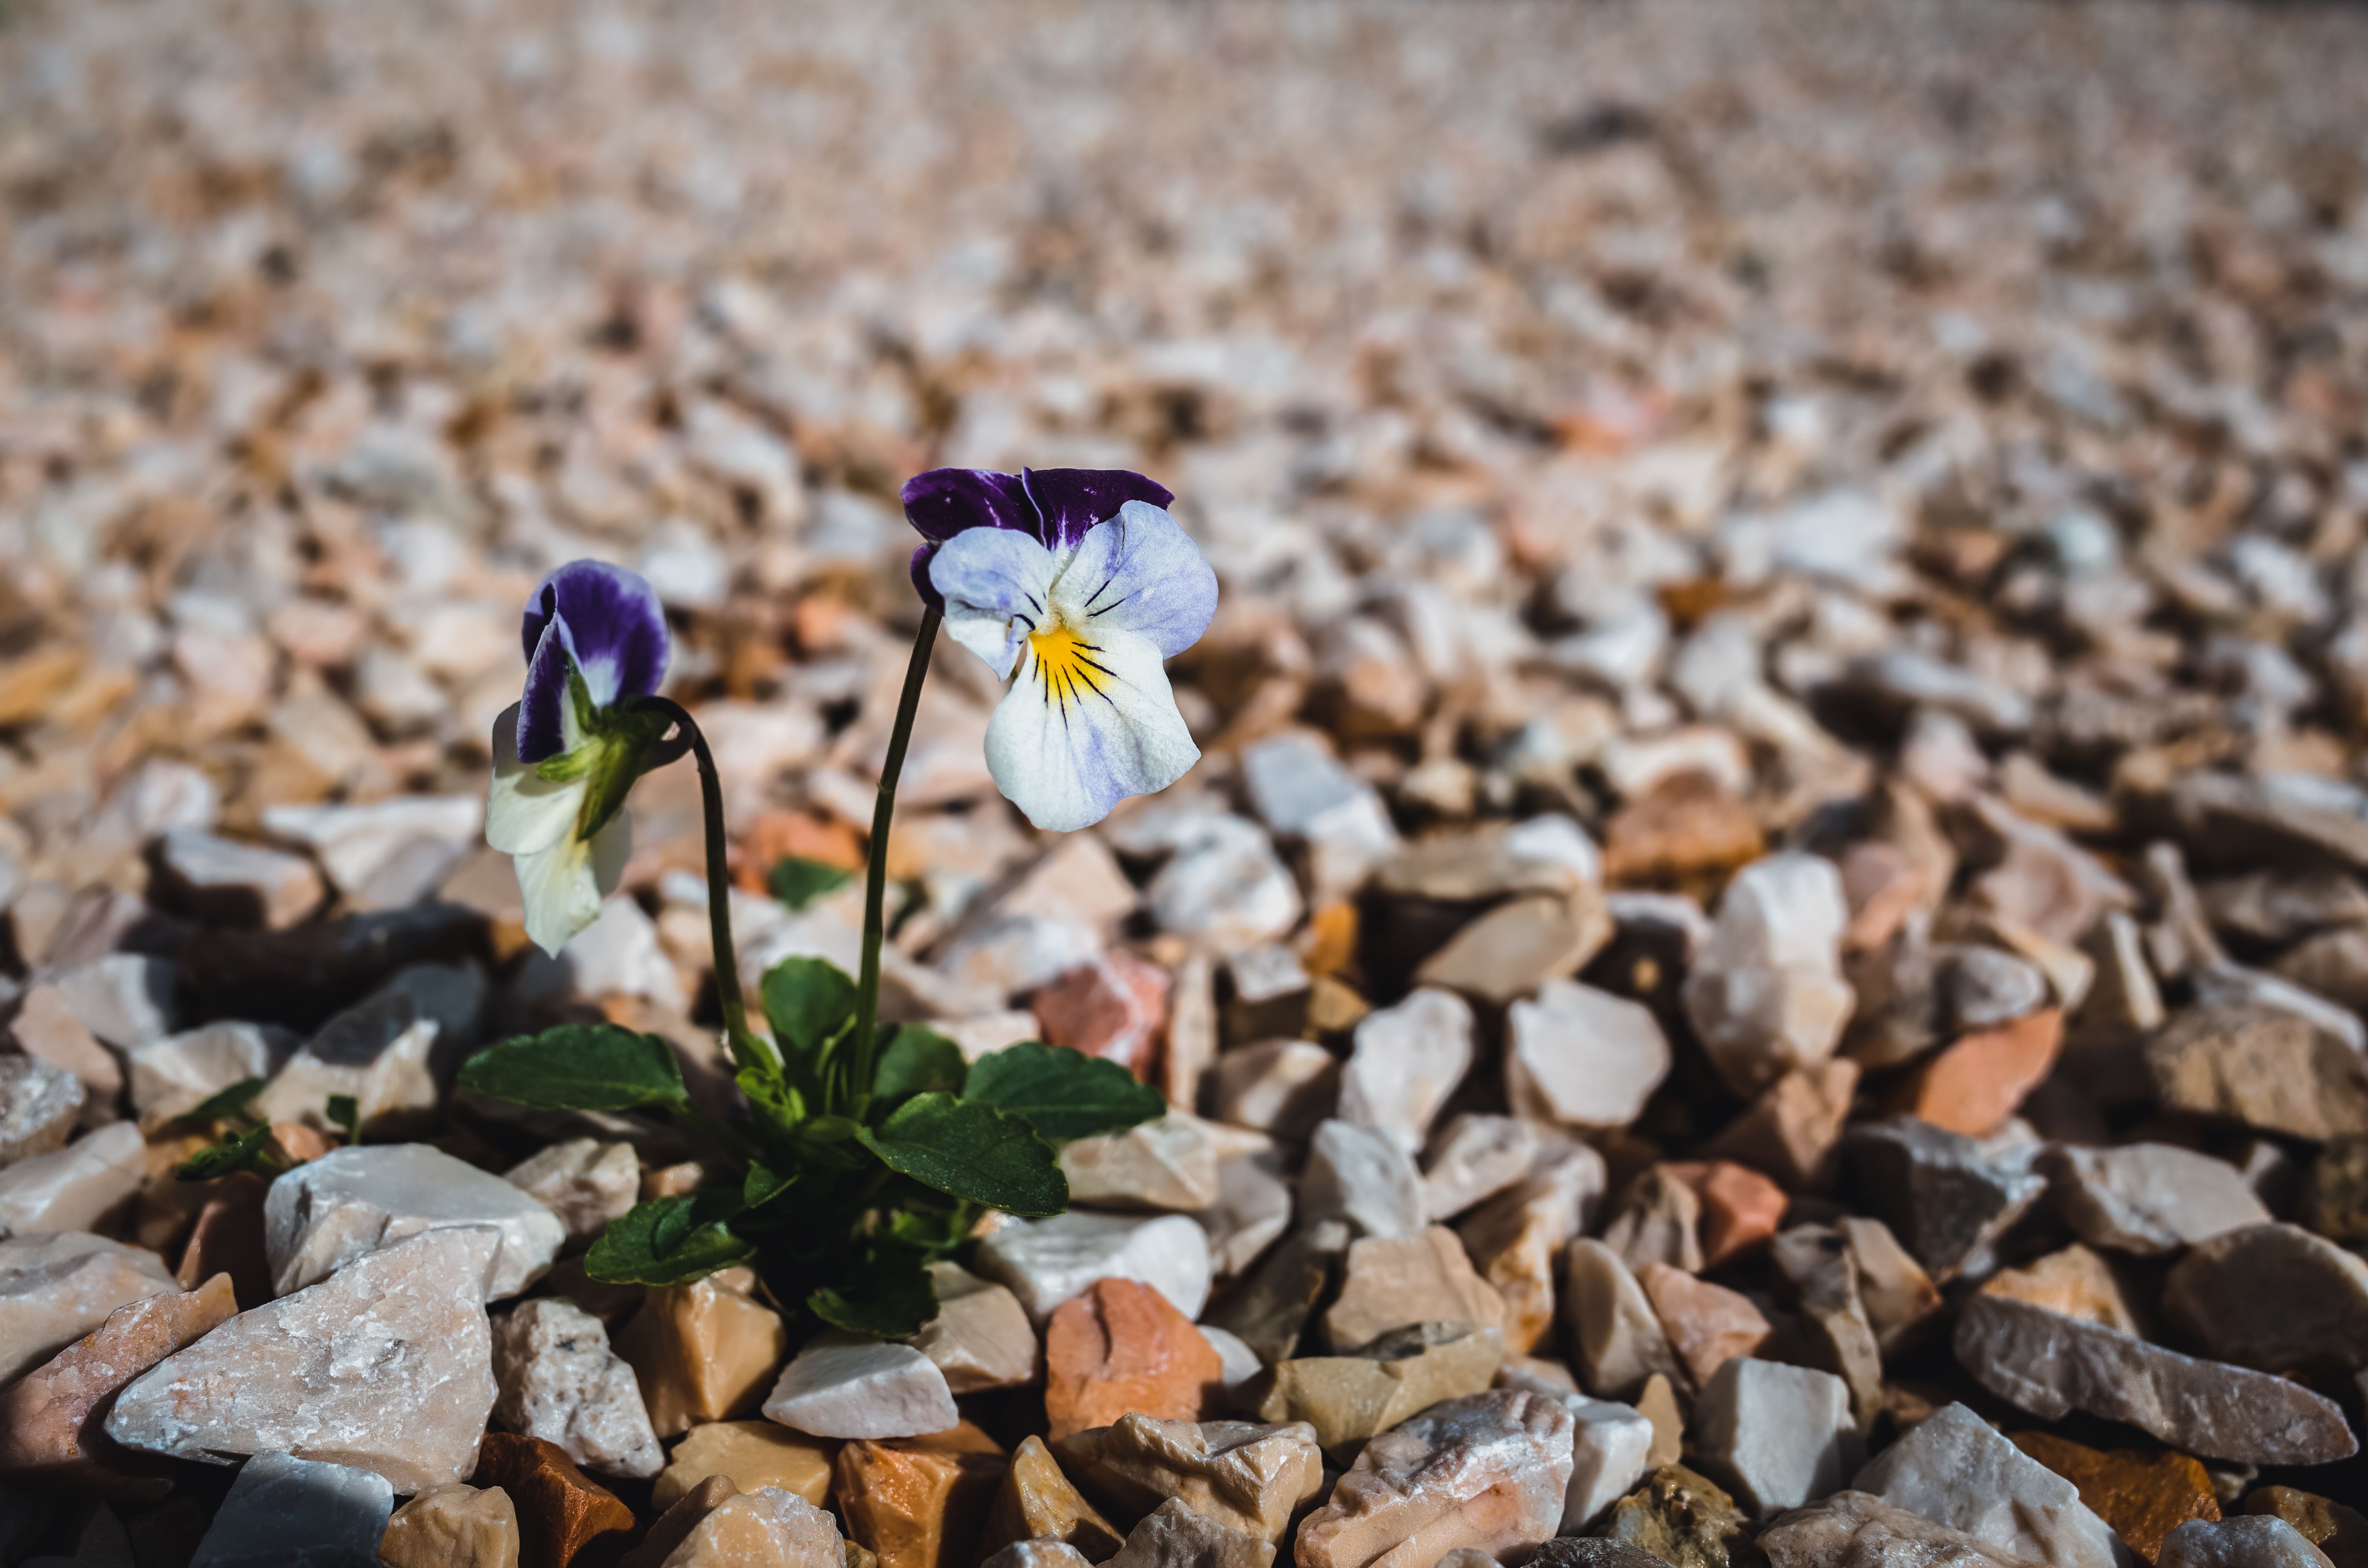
[515,560,672,763]
[901,467,1175,610]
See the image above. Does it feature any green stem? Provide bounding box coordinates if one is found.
[633,696,777,1078]
[852,608,943,1110]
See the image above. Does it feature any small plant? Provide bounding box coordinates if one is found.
[461,467,1217,1337]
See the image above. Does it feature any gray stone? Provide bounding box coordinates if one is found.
[1203,1219,1349,1365]
[1842,1118,2047,1280]
[127,1023,293,1122]
[2144,1005,2368,1141]
[2159,1519,2335,1568]
[2202,870,2368,948]
[1759,1491,2035,1568]
[1195,1139,1292,1277]
[1241,731,1400,901]
[1421,1115,1539,1224]
[1106,1498,1275,1568]
[1530,1542,1667,1568]
[491,1298,664,1479]
[0,1056,83,1166]
[1562,1238,1687,1400]
[1938,945,2050,1032]
[1691,1358,1857,1519]
[1851,1402,2130,1568]
[189,1450,392,1568]
[2162,1222,2368,1374]
[0,1123,145,1237]
[1768,1226,1883,1431]
[2041,1144,2272,1256]
[1952,1293,2357,1466]
[264,1143,566,1300]
[1300,1119,1425,1240]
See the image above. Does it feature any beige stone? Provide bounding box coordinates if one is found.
[0,1123,145,1236]
[1209,1041,1339,1142]
[1056,1414,1325,1542]
[504,1138,639,1245]
[1321,1227,1506,1352]
[1636,1376,1684,1470]
[1107,1498,1275,1568]
[1704,1061,1861,1191]
[1296,1391,1575,1568]
[982,1436,1124,1562]
[379,1482,522,1568]
[1979,1243,2141,1335]
[492,1297,664,1480]
[616,1266,791,1436]
[912,1262,1038,1393]
[0,1232,176,1385]
[1637,1264,1770,1387]
[1601,1168,1705,1275]
[1416,893,1614,1007]
[655,1420,835,1511]
[1562,1240,1687,1401]
[0,1272,236,1480]
[1458,1153,1603,1355]
[1252,1324,1504,1455]
[659,1484,850,1568]
[1838,1218,1942,1355]
[6,984,123,1124]
[623,1475,740,1568]
[1060,1116,1222,1212]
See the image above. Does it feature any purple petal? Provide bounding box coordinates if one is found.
[1020,468,1174,552]
[519,560,670,710]
[901,469,1035,543]
[515,619,575,763]
[910,544,946,612]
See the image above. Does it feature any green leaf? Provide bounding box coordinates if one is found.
[807,1247,939,1339]
[174,1124,284,1182]
[960,1041,1167,1141]
[325,1094,359,1146]
[886,1198,977,1255]
[584,1194,754,1286]
[743,1158,798,1209]
[759,957,860,1060]
[769,856,855,913]
[856,1093,1066,1216]
[458,1025,687,1113]
[871,1026,967,1112]
[737,1066,806,1143]
[177,1077,265,1127]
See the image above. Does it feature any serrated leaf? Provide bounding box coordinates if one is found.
[174,1124,284,1182]
[769,856,855,913]
[856,1093,1065,1216]
[458,1024,687,1113]
[584,1194,754,1286]
[960,1040,1167,1141]
[871,1026,966,1111]
[807,1247,939,1339]
[178,1077,265,1126]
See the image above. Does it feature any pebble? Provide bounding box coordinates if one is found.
[259,797,482,905]
[1295,1391,1574,1568]
[762,1332,960,1441]
[2161,1223,2368,1374]
[1337,989,1473,1156]
[51,955,178,1051]
[622,1477,742,1568]
[1203,1219,1351,1366]
[1421,1116,1540,1223]
[2301,1137,2368,1242]
[981,1435,1123,1563]
[1459,1149,1604,1351]
[6,986,123,1123]
[377,1483,521,1568]
[1692,1359,1857,1519]
[1208,1041,1339,1142]
[2160,1519,2337,1568]
[651,1420,833,1512]
[1758,1490,2034,1568]
[1533,1541,1668,1568]
[1060,1115,1223,1212]
[1853,1403,2128,1568]
[2143,1006,2368,1142]
[2241,1490,2366,1568]
[1242,731,1402,901]
[1682,854,1856,1097]
[984,1543,1096,1568]
[0,1272,237,1481]
[1495,1364,1654,1533]
[1900,1010,2064,1138]
[108,1228,502,1491]
[1980,1243,2143,1335]
[647,1486,850,1568]
[126,1024,290,1122]
[155,830,325,930]
[0,1056,85,1166]
[262,1142,566,1299]
[1055,1415,1325,1543]
[2042,1144,2273,1256]
[0,1123,146,1237]
[613,1267,789,1436]
[491,1298,664,1480]
[1033,956,1170,1081]
[1044,1278,1222,1441]
[1322,1227,1508,1351]
[2010,1433,2221,1565]
[1250,1323,1504,1454]
[1952,1295,2358,1467]
[0,1231,177,1383]
[1374,817,1599,904]
[973,1211,1214,1324]
[1667,1160,1787,1268]
[1842,1117,2048,1280]
[186,1450,392,1568]
[252,1004,439,1137]
[1105,1498,1275,1568]
[1605,1464,1758,1568]
[470,1432,637,1568]
[912,1261,1039,1393]
[503,1138,640,1246]
[1300,1120,1428,1241]
[1415,892,1614,1007]
[1600,1166,1704,1275]
[1768,1226,1884,1430]
[833,1422,1007,1568]
[1197,1138,1293,1277]
[1562,1238,1688,1401]
[1638,1263,1771,1386]
[1505,981,1671,1131]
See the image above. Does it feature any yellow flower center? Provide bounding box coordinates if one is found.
[1028,618,1115,712]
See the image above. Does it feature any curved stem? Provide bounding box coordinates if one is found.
[852,608,943,1110]
[632,695,777,1078]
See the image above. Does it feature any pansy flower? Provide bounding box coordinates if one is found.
[903,467,1218,832]
[486,560,672,954]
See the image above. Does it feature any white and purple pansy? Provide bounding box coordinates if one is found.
[902,466,1219,833]
[487,560,672,955]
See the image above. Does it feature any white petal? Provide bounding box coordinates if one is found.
[1048,501,1218,659]
[487,702,588,856]
[984,625,1201,832]
[929,527,1059,677]
[516,806,633,955]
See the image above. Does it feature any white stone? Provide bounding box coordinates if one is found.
[505,1139,639,1245]
[1295,1390,1574,1568]
[1853,1402,2131,1568]
[761,1332,959,1439]
[1506,981,1671,1130]
[2041,1144,2272,1256]
[1422,1116,1540,1223]
[0,1122,145,1237]
[264,1143,567,1299]
[516,896,686,1011]
[492,1298,664,1479]
[1692,1358,1858,1519]
[261,795,483,897]
[1502,815,1604,888]
[1146,816,1302,953]
[973,1210,1214,1323]
[1493,1363,1654,1532]
[51,954,178,1050]
[2159,1519,2335,1568]
[912,1261,1039,1393]
[1683,854,1856,1097]
[1300,1120,1426,1240]
[0,1231,176,1383]
[0,1056,84,1165]
[938,913,1104,997]
[1242,731,1401,900]
[253,997,440,1136]
[1197,1139,1293,1277]
[157,831,325,930]
[1210,1040,1338,1140]
[659,1485,849,1568]
[107,1229,500,1494]
[1062,1114,1222,1211]
[189,1450,393,1568]
[128,1023,291,1121]
[1561,1238,1685,1400]
[1338,990,1473,1157]
[1202,1324,1266,1391]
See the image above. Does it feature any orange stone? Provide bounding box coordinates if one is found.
[271,1121,335,1163]
[737,808,864,892]
[174,1170,275,1310]
[1300,903,1360,980]
[613,1268,788,1436]
[980,1435,1125,1562]
[2008,1432,2218,1563]
[1637,1261,1771,1386]
[835,1421,1008,1568]
[1662,1161,1789,1268]
[0,1273,237,1481]
[472,1432,635,1568]
[1044,1278,1223,1442]
[1032,956,1170,1082]
[1602,772,1765,887]
[1900,1009,2063,1137]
